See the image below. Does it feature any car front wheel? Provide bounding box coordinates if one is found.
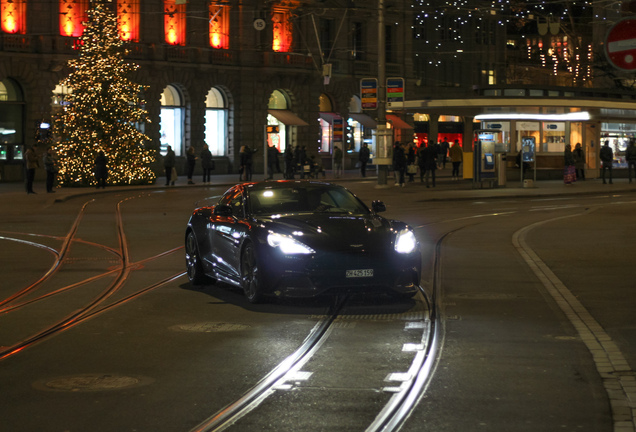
[186,231,208,286]
[241,242,263,303]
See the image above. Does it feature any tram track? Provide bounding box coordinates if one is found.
[189,230,453,432]
[0,194,187,361]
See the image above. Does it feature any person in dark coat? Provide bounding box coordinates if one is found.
[600,140,613,184]
[267,144,280,179]
[186,146,197,185]
[44,147,57,193]
[25,143,39,194]
[563,143,576,185]
[164,145,176,186]
[284,146,294,179]
[392,141,406,187]
[406,142,416,182]
[421,143,437,188]
[200,144,214,184]
[94,150,108,189]
[240,146,256,181]
[573,142,585,180]
[626,139,636,183]
[359,142,370,177]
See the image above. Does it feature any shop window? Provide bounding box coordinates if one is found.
[272,9,292,52]
[204,88,228,156]
[164,0,185,46]
[209,3,229,49]
[160,85,184,156]
[117,0,139,42]
[60,0,88,37]
[1,0,26,34]
[543,122,565,153]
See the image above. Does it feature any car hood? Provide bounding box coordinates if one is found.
[258,213,397,253]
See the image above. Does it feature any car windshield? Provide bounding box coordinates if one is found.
[247,183,370,216]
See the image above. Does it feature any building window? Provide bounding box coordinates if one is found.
[272,9,292,52]
[205,88,228,156]
[117,0,139,42]
[1,0,26,34]
[60,0,88,37]
[209,2,229,49]
[164,0,185,46]
[160,85,184,156]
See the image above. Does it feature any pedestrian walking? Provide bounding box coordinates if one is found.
[284,146,294,179]
[440,139,450,169]
[359,142,370,177]
[449,140,463,180]
[392,141,406,187]
[44,147,57,193]
[240,145,256,181]
[25,143,39,194]
[186,146,197,184]
[563,143,576,185]
[626,139,636,183]
[200,144,214,184]
[267,143,280,179]
[406,142,417,182]
[420,143,437,188]
[600,140,613,184]
[164,145,176,185]
[573,143,585,180]
[333,145,343,179]
[94,150,108,189]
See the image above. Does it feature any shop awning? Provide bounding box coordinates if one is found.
[386,114,413,129]
[349,113,378,129]
[268,109,309,126]
[319,112,342,124]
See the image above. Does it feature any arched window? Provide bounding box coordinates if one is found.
[0,79,24,162]
[267,90,288,152]
[205,88,228,156]
[160,85,184,156]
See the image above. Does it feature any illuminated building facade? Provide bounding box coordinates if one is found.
[0,0,413,181]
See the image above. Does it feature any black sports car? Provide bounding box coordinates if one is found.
[185,181,421,303]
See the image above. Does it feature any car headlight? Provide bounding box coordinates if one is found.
[395,229,417,254]
[267,233,315,254]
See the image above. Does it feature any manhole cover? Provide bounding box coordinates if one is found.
[35,374,153,392]
[171,322,251,332]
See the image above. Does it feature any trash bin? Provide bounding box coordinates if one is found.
[496,153,506,187]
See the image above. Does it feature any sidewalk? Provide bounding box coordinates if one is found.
[2,168,636,212]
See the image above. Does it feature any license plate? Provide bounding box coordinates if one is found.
[346,269,374,278]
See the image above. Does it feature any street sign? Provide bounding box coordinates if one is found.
[605,18,636,71]
[360,78,378,109]
[387,77,404,103]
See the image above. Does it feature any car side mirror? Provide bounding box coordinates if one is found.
[213,204,233,217]
[372,200,386,213]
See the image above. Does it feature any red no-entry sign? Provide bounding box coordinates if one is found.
[605,18,636,71]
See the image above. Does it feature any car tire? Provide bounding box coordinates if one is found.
[186,231,208,286]
[241,242,263,303]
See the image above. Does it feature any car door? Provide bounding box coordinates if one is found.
[209,188,250,283]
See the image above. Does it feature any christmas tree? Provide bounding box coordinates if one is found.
[53,1,155,187]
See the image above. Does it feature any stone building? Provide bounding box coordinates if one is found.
[0,0,414,182]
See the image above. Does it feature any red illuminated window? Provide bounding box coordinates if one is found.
[209,2,229,49]
[272,10,292,52]
[59,0,88,37]
[1,0,26,34]
[164,0,185,46]
[117,0,139,42]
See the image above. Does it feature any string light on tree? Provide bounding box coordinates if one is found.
[53,0,155,187]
